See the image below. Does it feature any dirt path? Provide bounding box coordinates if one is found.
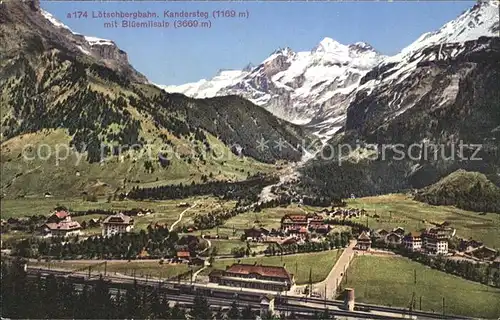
[169,202,198,232]
[191,265,207,282]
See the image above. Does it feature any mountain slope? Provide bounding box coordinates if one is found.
[414,169,500,213]
[0,0,308,198]
[300,1,500,198]
[160,37,385,140]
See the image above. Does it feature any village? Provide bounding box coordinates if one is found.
[2,201,498,298]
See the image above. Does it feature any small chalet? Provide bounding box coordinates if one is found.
[385,232,402,245]
[244,227,269,241]
[46,210,71,223]
[470,246,498,261]
[375,229,389,239]
[88,218,101,228]
[102,213,134,237]
[392,227,406,236]
[460,239,483,253]
[176,251,191,262]
[356,231,372,251]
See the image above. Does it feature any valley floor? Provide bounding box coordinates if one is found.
[2,193,499,319]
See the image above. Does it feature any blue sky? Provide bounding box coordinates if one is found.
[42,1,474,85]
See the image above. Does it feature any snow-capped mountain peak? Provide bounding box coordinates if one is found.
[350,0,499,136]
[313,37,345,53]
[391,0,498,62]
[41,9,72,32]
[349,42,376,52]
[161,37,385,128]
[275,46,294,55]
[41,9,115,50]
[160,1,498,142]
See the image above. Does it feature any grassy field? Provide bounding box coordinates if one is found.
[28,259,197,280]
[208,239,268,256]
[5,192,498,256]
[194,205,310,238]
[204,249,342,285]
[1,196,236,238]
[347,194,500,248]
[344,255,500,319]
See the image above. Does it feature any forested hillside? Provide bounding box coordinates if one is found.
[0,0,308,198]
[414,170,500,213]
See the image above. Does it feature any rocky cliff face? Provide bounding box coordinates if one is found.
[0,0,147,83]
[88,42,127,61]
[76,35,142,80]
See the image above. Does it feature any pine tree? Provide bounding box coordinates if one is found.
[171,303,186,319]
[227,300,240,320]
[90,275,112,318]
[241,305,254,320]
[190,292,211,320]
[125,280,141,318]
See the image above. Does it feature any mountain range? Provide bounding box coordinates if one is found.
[160,38,385,142]
[162,2,499,144]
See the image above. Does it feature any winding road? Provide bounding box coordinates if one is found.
[169,202,198,232]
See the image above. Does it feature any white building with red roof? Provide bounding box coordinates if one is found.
[208,263,294,291]
[42,210,81,238]
[102,213,134,237]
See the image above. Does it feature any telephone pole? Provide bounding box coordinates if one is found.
[324,285,327,308]
[308,267,313,297]
[442,297,445,316]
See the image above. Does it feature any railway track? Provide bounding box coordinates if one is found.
[26,267,472,319]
